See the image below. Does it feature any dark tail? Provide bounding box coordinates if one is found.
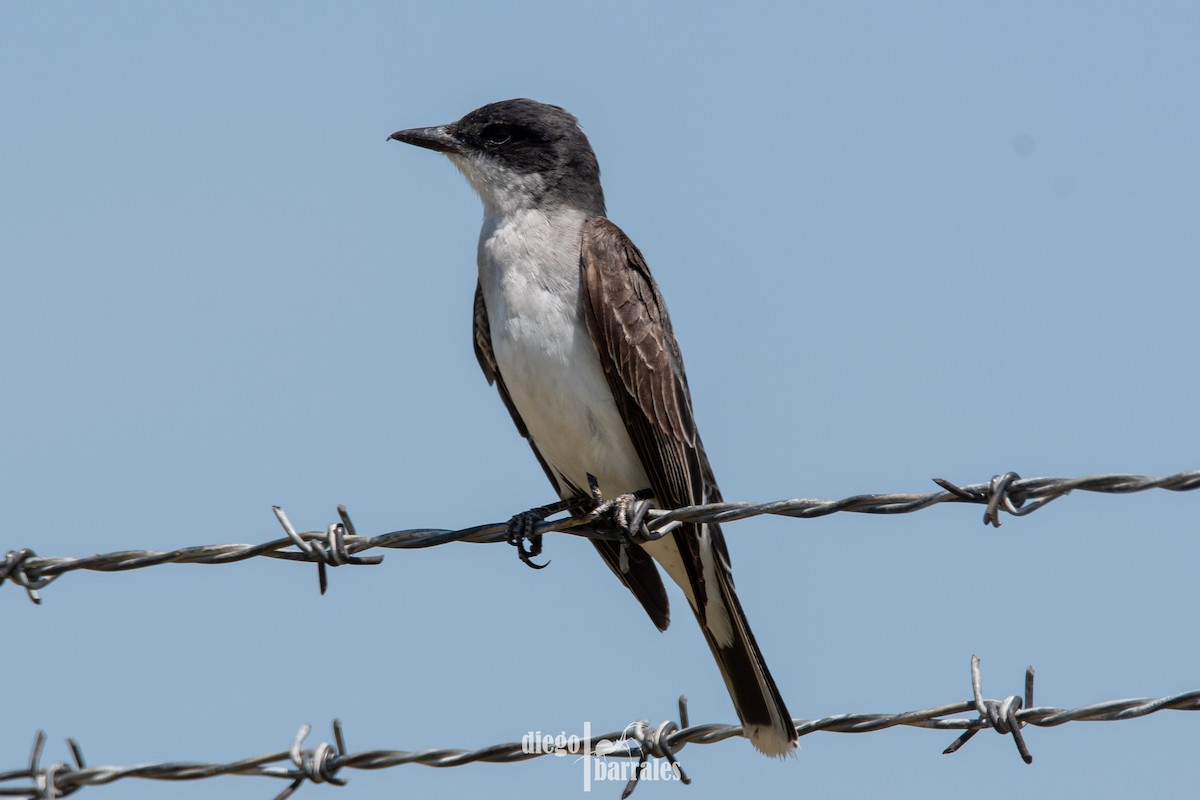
[631,522,797,756]
[694,553,797,756]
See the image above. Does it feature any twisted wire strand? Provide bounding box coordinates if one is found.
[4,469,1197,603]
[2,663,1197,799]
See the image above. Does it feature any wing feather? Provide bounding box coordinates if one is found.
[580,217,796,755]
[580,218,730,605]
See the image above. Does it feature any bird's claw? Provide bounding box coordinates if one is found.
[506,502,565,569]
[587,474,653,536]
[586,474,654,573]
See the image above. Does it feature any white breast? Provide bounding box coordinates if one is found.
[476,206,650,500]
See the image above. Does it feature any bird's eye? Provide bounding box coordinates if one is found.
[482,125,512,146]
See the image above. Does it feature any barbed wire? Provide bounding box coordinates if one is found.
[3,469,1197,603]
[1,657,1196,799]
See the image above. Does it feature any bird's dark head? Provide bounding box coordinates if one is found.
[389,99,605,215]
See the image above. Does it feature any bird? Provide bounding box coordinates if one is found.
[389,99,797,756]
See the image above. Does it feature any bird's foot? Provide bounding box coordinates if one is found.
[586,474,655,573]
[506,500,570,570]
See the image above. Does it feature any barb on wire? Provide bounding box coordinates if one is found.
[942,656,1033,762]
[272,505,383,596]
[3,469,1197,603]
[0,549,56,605]
[613,695,692,799]
[278,721,349,800]
[2,658,1197,799]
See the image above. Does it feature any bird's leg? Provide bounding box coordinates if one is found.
[587,474,655,574]
[505,500,571,570]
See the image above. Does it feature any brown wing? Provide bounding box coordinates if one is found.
[580,218,797,754]
[472,281,669,630]
[580,216,737,619]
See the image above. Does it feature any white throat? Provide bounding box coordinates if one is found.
[449,151,549,217]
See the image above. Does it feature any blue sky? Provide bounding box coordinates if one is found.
[3,2,1198,798]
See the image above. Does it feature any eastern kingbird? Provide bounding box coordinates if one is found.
[389,99,797,756]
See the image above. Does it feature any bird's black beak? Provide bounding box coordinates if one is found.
[388,125,464,155]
